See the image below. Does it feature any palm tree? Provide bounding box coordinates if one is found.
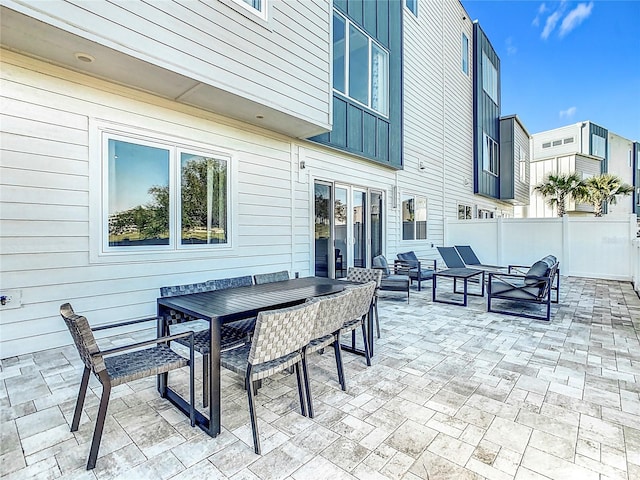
[577,173,634,217]
[533,172,585,217]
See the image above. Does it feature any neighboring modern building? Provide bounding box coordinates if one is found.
[521,121,638,218]
[0,0,526,357]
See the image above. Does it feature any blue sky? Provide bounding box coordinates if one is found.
[462,0,640,141]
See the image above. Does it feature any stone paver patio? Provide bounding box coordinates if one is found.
[1,276,639,479]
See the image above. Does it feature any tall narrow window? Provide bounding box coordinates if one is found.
[333,11,389,116]
[518,146,527,183]
[461,33,469,75]
[482,52,498,103]
[402,194,427,240]
[591,134,606,158]
[180,153,227,245]
[333,14,346,93]
[483,133,499,175]
[405,0,418,16]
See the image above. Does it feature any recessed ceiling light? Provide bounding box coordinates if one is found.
[74,52,95,63]
[255,115,264,119]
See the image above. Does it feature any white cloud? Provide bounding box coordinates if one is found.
[559,106,577,118]
[532,3,547,26]
[541,9,563,39]
[559,2,594,37]
[506,37,517,56]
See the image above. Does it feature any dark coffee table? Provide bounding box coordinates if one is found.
[432,268,485,306]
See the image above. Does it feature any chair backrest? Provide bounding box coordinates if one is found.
[396,251,419,268]
[60,303,106,376]
[454,246,481,266]
[372,255,390,276]
[346,267,382,287]
[160,282,210,298]
[437,247,466,268]
[207,275,253,290]
[253,270,290,285]
[248,300,319,366]
[308,289,352,340]
[344,281,377,320]
[160,282,212,324]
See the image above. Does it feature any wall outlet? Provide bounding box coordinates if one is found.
[0,289,22,309]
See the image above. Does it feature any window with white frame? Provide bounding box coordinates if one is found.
[461,33,469,75]
[591,133,606,158]
[402,194,427,240]
[405,0,418,16]
[104,133,229,251]
[477,208,495,219]
[483,133,499,175]
[333,11,389,116]
[457,203,473,220]
[518,146,526,183]
[482,51,498,103]
[232,0,266,18]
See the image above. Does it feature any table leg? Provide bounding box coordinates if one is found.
[209,320,222,436]
[463,279,468,307]
[157,307,167,396]
[432,275,437,302]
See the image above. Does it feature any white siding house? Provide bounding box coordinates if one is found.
[1,0,518,357]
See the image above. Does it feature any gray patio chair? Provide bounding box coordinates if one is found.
[436,246,467,268]
[346,267,383,338]
[253,270,290,285]
[504,255,560,303]
[60,303,195,470]
[372,255,410,303]
[396,251,437,291]
[160,281,248,407]
[220,300,319,454]
[454,245,506,271]
[302,289,353,416]
[341,281,377,370]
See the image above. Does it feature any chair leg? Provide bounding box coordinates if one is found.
[301,352,314,418]
[71,367,91,432]
[294,361,307,417]
[333,334,346,391]
[246,374,261,455]
[360,319,371,367]
[87,381,111,470]
[203,354,209,408]
[374,298,380,339]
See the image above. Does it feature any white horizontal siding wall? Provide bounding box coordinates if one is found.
[0,51,303,358]
[401,0,511,260]
[4,0,331,129]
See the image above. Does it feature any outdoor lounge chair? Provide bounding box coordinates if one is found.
[504,255,560,303]
[372,255,410,302]
[60,303,195,469]
[454,245,506,271]
[436,246,467,269]
[396,251,436,291]
[487,256,560,321]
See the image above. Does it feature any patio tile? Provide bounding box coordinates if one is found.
[1,276,639,479]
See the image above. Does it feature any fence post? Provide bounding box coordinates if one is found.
[562,215,570,277]
[496,217,503,266]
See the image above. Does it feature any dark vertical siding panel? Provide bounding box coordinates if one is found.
[348,0,363,26]
[330,97,348,147]
[376,0,389,46]
[377,121,389,162]
[347,105,363,151]
[363,112,377,156]
[363,0,377,37]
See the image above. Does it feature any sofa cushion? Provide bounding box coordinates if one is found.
[372,255,390,276]
[540,255,557,268]
[525,261,550,285]
[397,251,419,268]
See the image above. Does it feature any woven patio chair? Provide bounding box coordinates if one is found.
[302,289,353,417]
[160,281,248,407]
[253,270,290,285]
[60,303,195,470]
[207,276,258,342]
[220,300,319,454]
[346,267,383,338]
[341,281,377,371]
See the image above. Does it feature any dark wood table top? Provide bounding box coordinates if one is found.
[157,276,347,323]
[434,268,485,279]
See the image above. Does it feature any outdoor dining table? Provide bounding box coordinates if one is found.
[156,276,365,437]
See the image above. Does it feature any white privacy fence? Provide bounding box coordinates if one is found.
[445,214,638,286]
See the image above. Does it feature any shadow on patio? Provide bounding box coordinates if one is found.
[1,276,639,479]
